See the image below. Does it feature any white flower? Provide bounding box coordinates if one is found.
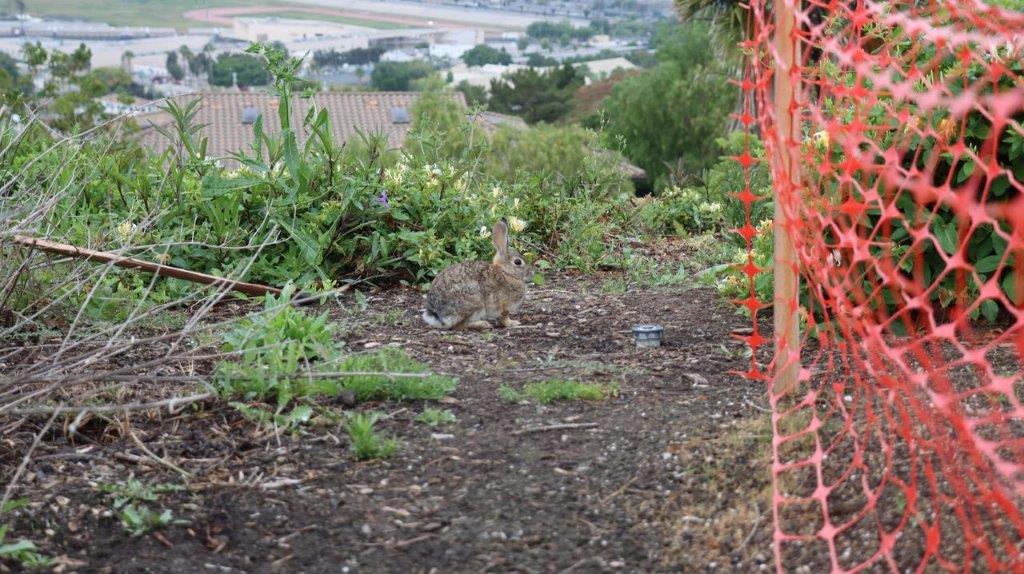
[479,225,491,239]
[513,197,520,209]
[508,216,527,233]
[491,186,502,198]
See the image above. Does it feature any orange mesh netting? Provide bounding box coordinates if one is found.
[738,0,1024,570]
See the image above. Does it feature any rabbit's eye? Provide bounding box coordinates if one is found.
[513,258,523,266]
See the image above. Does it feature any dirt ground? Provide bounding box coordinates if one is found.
[1,270,775,573]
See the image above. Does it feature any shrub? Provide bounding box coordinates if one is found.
[371,60,435,91]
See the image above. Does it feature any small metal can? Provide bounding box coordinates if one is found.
[633,324,664,348]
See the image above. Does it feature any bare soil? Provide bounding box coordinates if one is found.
[1,272,774,573]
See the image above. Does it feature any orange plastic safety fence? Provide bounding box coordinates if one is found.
[740,1,1024,571]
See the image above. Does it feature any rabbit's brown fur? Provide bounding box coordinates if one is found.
[422,219,533,330]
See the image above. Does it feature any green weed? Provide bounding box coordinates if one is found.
[345,412,398,460]
[416,408,456,427]
[119,505,188,537]
[334,348,456,402]
[501,380,618,404]
[98,477,184,509]
[0,526,50,570]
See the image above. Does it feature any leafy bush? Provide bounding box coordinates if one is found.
[636,132,773,236]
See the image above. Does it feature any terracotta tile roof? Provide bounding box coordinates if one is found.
[135,91,467,163]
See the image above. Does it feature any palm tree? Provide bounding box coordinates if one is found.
[674,0,749,54]
[122,50,135,74]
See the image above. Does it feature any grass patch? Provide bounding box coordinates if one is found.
[500,380,618,404]
[416,408,456,427]
[334,348,456,402]
[345,412,397,460]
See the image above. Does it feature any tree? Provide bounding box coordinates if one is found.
[488,64,583,124]
[673,0,746,53]
[121,50,135,74]
[370,60,434,91]
[209,53,271,88]
[461,44,512,67]
[179,45,195,77]
[0,52,17,79]
[455,80,487,108]
[601,22,736,183]
[526,52,557,67]
[355,66,365,85]
[166,51,184,81]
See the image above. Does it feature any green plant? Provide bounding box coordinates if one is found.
[215,284,339,410]
[502,380,618,404]
[0,526,51,570]
[345,412,398,460]
[119,504,188,536]
[416,408,456,427]
[99,477,184,509]
[334,348,457,402]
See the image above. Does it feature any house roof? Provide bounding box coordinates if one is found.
[135,91,467,162]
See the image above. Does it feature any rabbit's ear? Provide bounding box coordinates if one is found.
[492,218,509,255]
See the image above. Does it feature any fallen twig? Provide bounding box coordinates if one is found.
[128,427,192,479]
[3,392,214,417]
[11,234,282,297]
[511,422,598,436]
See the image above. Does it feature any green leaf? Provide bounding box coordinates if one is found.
[1002,273,1024,306]
[980,299,999,322]
[975,254,1002,274]
[933,219,958,255]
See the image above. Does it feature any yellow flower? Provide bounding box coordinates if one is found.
[937,118,958,143]
[116,221,137,243]
[812,130,829,150]
[508,216,527,233]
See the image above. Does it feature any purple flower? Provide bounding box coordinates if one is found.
[376,191,389,207]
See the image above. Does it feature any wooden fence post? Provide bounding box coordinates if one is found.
[772,0,801,396]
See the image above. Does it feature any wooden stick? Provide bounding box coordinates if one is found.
[511,422,597,436]
[772,1,801,397]
[10,235,281,297]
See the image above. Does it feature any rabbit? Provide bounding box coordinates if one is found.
[422,218,534,330]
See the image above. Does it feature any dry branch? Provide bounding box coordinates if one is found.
[511,422,598,435]
[10,234,282,297]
